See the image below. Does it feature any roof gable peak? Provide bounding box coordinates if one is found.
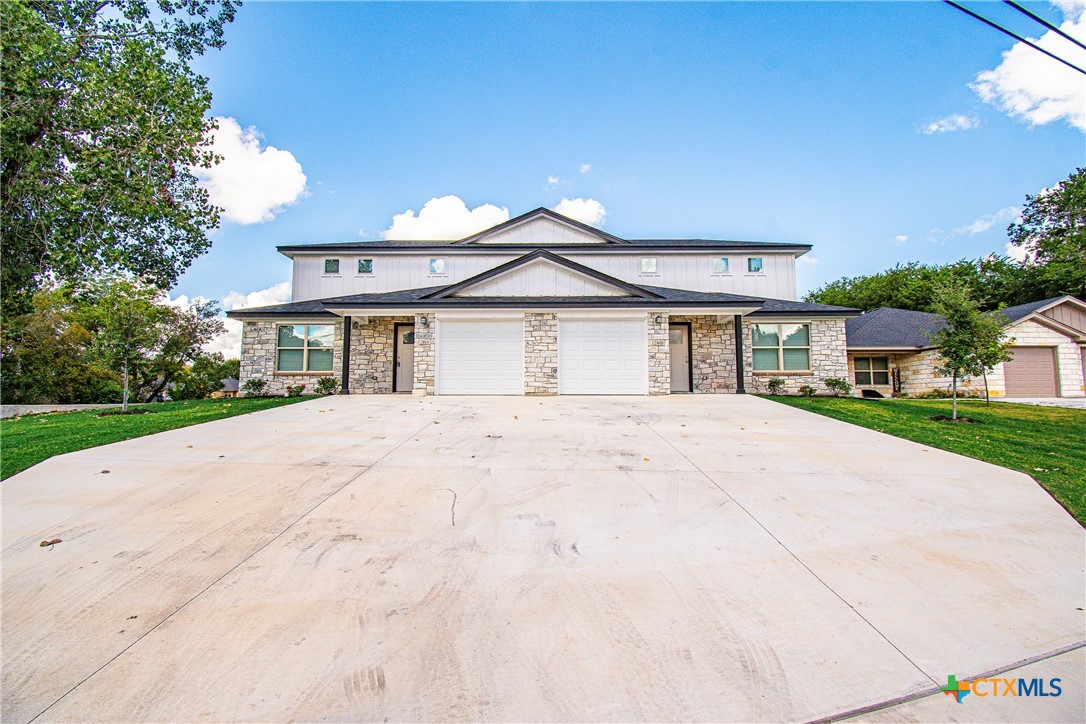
[453,208,627,246]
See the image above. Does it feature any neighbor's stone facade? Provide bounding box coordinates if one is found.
[347,316,414,394]
[239,320,342,396]
[412,314,435,396]
[524,313,558,395]
[852,319,1086,399]
[648,313,671,394]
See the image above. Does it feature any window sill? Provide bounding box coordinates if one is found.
[274,371,334,376]
[752,370,813,376]
[321,275,343,279]
[710,273,733,277]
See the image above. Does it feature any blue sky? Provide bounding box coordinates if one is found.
[176,1,1085,353]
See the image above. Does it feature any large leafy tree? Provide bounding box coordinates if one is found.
[1008,167,1086,299]
[1,0,237,315]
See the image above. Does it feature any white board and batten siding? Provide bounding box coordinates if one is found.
[455,260,631,297]
[479,217,606,245]
[292,252,799,302]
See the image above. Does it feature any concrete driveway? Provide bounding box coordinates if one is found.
[3,395,1083,722]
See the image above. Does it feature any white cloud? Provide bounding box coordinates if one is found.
[204,282,292,359]
[546,175,560,190]
[1004,241,1035,263]
[194,117,308,224]
[954,205,1021,236]
[921,114,980,134]
[383,196,509,240]
[893,234,909,246]
[579,163,592,174]
[796,255,818,266]
[553,197,607,226]
[969,6,1086,131]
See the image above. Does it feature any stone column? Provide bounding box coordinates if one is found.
[524,313,558,395]
[647,312,671,395]
[412,314,435,396]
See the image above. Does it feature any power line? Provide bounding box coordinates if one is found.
[941,0,1086,76]
[1002,0,1086,52]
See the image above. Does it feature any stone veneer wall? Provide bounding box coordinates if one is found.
[647,313,671,395]
[524,313,558,395]
[347,316,414,394]
[239,320,343,396]
[745,319,848,394]
[671,315,738,393]
[412,313,435,396]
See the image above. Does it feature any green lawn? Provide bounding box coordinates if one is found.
[0,397,310,480]
[766,396,1086,526]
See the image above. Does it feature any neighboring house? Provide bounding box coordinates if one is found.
[210,378,240,399]
[845,296,1086,399]
[227,208,857,396]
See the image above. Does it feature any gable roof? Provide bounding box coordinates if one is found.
[421,250,661,300]
[845,307,948,349]
[452,208,628,245]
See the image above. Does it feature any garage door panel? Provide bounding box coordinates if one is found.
[1004,346,1058,398]
[438,320,523,395]
[559,319,646,395]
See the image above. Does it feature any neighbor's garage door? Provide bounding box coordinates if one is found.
[437,319,523,395]
[1003,346,1059,397]
[559,318,647,395]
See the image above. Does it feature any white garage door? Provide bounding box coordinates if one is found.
[437,319,523,395]
[559,318,647,395]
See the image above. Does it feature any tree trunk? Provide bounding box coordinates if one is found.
[121,363,129,413]
[983,369,990,405]
[952,372,958,420]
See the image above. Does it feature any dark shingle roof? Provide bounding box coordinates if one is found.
[845,307,948,348]
[277,239,812,253]
[997,296,1064,324]
[226,285,857,318]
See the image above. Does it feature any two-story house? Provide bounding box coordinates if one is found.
[227,208,858,396]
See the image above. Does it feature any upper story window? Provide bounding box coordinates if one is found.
[640,257,657,274]
[324,259,340,274]
[429,257,446,275]
[713,257,730,274]
[855,356,890,386]
[752,323,810,371]
[276,324,335,373]
[747,257,763,273]
[357,258,374,274]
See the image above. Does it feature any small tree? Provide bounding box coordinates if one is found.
[975,311,1015,404]
[930,282,987,420]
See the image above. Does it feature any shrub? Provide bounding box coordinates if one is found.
[314,377,339,395]
[764,377,786,395]
[285,384,305,398]
[824,377,852,397]
[798,385,817,397]
[241,378,268,397]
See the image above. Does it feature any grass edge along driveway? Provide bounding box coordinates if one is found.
[0,397,309,480]
[766,396,1085,527]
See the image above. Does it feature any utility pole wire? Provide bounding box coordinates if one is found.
[1002,0,1086,52]
[941,0,1086,76]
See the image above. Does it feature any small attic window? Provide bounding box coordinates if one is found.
[640,257,657,274]
[713,257,730,273]
[429,258,446,275]
[357,258,373,274]
[747,257,763,273]
[324,259,340,274]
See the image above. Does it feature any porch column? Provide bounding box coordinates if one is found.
[340,316,352,394]
[734,314,746,394]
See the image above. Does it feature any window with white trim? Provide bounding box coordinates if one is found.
[357,258,373,274]
[276,324,335,372]
[854,356,890,386]
[747,257,763,273]
[429,257,446,275]
[324,259,340,274]
[640,257,657,273]
[752,323,810,371]
[713,257,730,273]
